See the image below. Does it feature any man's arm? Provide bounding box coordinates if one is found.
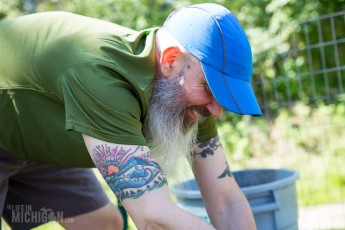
[191,136,256,230]
[83,134,215,230]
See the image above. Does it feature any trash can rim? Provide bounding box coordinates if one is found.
[171,168,298,199]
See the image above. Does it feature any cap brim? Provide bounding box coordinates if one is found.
[201,62,262,116]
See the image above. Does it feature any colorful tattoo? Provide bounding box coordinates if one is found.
[218,162,232,178]
[90,144,167,201]
[191,136,222,158]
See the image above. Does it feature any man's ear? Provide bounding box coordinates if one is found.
[160,46,181,77]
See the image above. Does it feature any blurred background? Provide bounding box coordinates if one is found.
[1,0,345,229]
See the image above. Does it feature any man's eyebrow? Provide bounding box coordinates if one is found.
[204,82,212,94]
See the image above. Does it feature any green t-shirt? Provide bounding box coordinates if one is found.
[0,12,217,167]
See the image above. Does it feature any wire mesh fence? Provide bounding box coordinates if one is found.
[254,10,345,118]
[227,10,345,229]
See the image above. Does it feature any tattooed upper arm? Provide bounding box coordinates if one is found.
[192,136,232,178]
[191,136,222,158]
[83,135,167,201]
[217,162,232,178]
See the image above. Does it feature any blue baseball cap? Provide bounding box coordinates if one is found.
[163,3,262,116]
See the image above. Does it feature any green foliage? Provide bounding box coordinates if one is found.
[219,99,345,159]
[218,101,345,206]
[0,0,176,30]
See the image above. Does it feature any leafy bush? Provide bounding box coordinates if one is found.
[217,99,345,206]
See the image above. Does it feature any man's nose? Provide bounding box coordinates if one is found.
[206,98,223,118]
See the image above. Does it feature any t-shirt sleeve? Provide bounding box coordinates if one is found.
[60,62,148,145]
[196,116,218,143]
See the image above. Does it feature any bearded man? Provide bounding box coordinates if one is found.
[0,3,261,230]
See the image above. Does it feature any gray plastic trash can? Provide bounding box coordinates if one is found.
[171,169,299,230]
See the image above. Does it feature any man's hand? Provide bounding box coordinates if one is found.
[191,136,257,230]
[83,134,215,230]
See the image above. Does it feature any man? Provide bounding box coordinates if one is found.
[0,3,261,230]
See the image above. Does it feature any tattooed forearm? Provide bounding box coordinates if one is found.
[218,162,232,178]
[91,144,167,201]
[191,136,222,158]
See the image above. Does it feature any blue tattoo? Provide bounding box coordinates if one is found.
[91,145,167,200]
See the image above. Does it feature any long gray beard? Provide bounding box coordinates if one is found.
[144,76,199,177]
